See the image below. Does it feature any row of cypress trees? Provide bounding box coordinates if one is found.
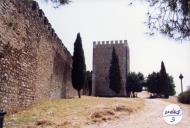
[108,49,176,98]
[71,33,175,98]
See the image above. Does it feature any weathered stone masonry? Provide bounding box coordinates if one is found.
[0,0,76,113]
[92,40,130,97]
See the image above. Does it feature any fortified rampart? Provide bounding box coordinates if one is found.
[92,40,130,97]
[0,0,76,113]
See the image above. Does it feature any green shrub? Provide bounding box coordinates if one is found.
[178,91,190,104]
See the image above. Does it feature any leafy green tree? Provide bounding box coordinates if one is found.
[159,61,169,98]
[146,72,160,96]
[146,71,176,97]
[167,75,176,96]
[109,47,122,94]
[127,72,144,97]
[72,33,86,98]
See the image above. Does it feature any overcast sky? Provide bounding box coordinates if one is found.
[37,0,190,94]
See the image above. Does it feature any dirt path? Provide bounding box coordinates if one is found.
[85,96,190,128]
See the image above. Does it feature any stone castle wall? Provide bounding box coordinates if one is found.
[92,40,130,97]
[0,0,76,113]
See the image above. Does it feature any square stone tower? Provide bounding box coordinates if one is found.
[92,40,130,97]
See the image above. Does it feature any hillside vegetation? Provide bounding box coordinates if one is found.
[178,91,190,104]
[5,96,144,128]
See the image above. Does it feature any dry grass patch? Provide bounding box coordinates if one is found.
[5,96,144,128]
[88,101,140,124]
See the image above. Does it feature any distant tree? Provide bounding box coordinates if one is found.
[159,61,169,98]
[137,72,145,92]
[127,72,144,97]
[146,71,176,97]
[87,71,92,96]
[109,47,122,94]
[167,75,176,96]
[178,90,190,104]
[83,71,92,96]
[146,72,160,96]
[72,33,86,98]
[137,72,144,83]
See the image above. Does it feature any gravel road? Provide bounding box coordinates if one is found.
[85,94,190,128]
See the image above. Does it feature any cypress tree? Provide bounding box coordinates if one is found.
[159,61,169,98]
[109,47,122,94]
[72,33,86,98]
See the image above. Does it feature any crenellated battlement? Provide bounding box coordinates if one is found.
[92,39,130,97]
[93,40,128,48]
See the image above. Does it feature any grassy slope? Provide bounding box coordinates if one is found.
[5,96,144,128]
